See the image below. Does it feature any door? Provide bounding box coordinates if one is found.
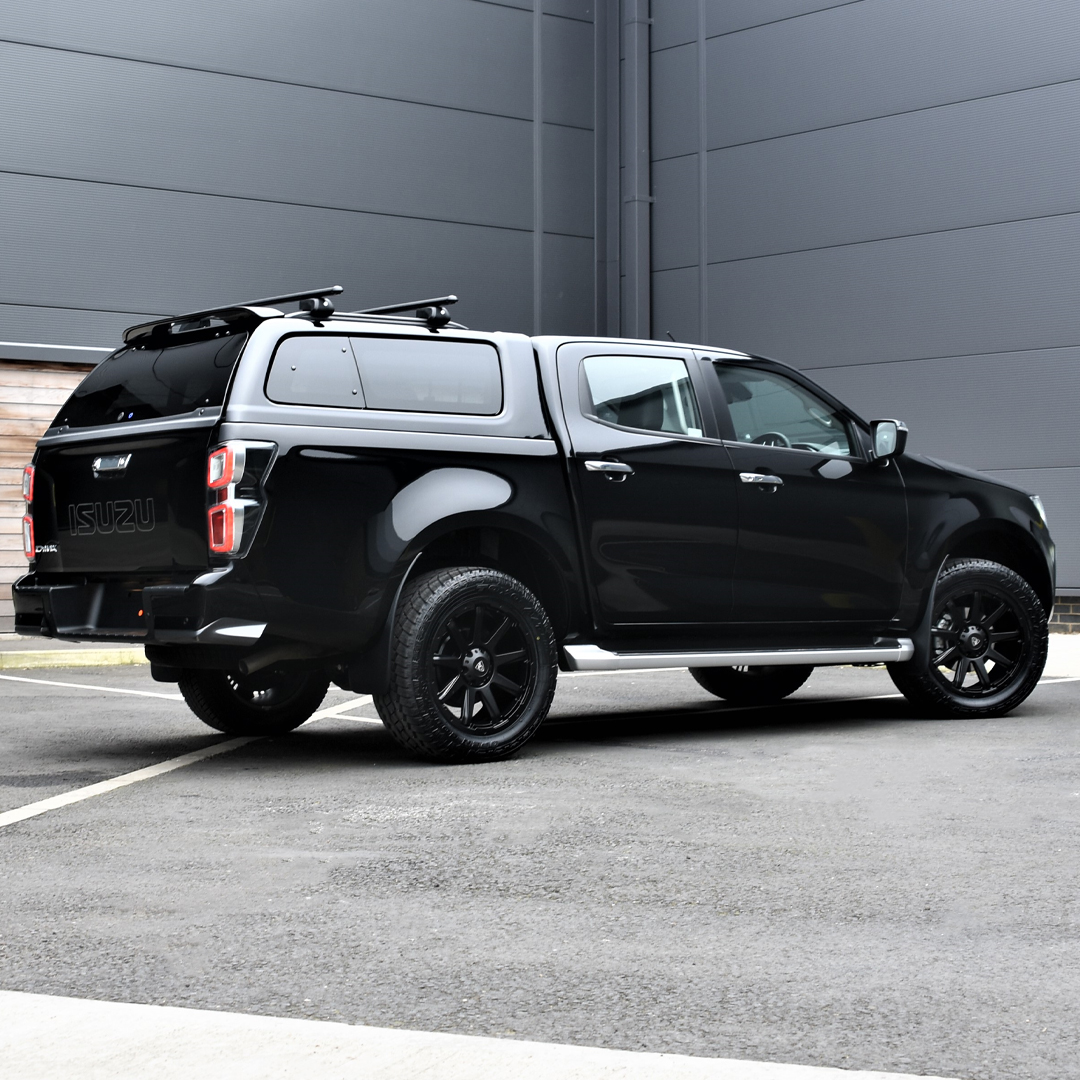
[703,359,907,625]
[556,343,738,629]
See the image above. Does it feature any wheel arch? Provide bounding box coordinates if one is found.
[344,518,582,695]
[944,523,1054,613]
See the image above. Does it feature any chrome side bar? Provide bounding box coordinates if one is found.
[563,640,914,671]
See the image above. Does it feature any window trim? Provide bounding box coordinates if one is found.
[264,332,505,417]
[706,358,869,463]
[577,352,714,442]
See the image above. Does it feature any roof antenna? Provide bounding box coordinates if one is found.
[665,330,676,342]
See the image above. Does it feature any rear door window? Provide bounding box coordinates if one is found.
[580,355,704,437]
[55,330,247,428]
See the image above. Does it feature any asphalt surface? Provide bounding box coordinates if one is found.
[0,665,1078,1080]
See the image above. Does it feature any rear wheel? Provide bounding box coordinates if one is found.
[887,558,1047,718]
[178,666,330,736]
[375,566,557,763]
[690,664,813,705]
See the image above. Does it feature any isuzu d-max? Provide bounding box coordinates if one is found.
[14,288,1054,761]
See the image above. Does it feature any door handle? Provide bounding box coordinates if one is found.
[740,471,783,486]
[585,460,634,476]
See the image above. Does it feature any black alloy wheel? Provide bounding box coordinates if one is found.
[375,567,557,763]
[178,666,330,736]
[888,558,1047,718]
[430,598,537,735]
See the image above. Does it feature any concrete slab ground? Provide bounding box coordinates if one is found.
[0,663,1077,1079]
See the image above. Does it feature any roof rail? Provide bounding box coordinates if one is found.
[122,286,343,343]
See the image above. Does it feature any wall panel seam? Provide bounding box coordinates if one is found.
[705,1,866,41]
[0,168,539,235]
[706,207,1080,267]
[706,73,1080,153]
[804,342,1080,370]
[0,36,539,126]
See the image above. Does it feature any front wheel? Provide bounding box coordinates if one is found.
[179,666,330,736]
[690,664,813,705]
[375,567,557,763]
[887,558,1047,718]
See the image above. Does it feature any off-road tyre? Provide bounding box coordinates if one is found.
[374,566,557,763]
[887,558,1047,718]
[690,664,814,705]
[178,666,330,736]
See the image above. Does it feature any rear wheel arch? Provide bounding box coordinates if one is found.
[406,523,578,640]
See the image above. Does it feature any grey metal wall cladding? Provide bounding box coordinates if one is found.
[0,304,150,352]
[543,124,594,237]
[1,0,535,119]
[542,13,595,128]
[708,0,1080,149]
[706,1,860,38]
[705,212,1080,368]
[652,0,698,52]
[543,1,594,21]
[651,42,697,162]
[651,155,699,272]
[988,467,1080,587]
[707,79,1080,262]
[652,266,701,345]
[541,234,594,335]
[0,173,534,343]
[0,41,533,232]
[811,351,1080,472]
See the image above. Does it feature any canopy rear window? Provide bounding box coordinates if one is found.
[55,330,248,428]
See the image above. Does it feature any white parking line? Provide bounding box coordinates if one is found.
[0,672,183,699]
[0,738,254,830]
[0,990,959,1080]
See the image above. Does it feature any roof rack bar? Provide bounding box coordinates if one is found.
[352,294,458,317]
[173,285,343,323]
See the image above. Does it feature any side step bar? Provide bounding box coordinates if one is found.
[562,640,914,672]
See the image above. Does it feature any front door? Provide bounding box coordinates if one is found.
[556,344,738,630]
[703,359,907,626]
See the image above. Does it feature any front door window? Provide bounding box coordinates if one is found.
[715,365,852,456]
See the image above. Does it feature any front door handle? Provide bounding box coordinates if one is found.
[585,460,634,476]
[740,471,783,487]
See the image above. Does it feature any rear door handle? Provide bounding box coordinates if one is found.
[584,460,634,475]
[740,471,783,486]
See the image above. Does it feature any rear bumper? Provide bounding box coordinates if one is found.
[12,569,268,646]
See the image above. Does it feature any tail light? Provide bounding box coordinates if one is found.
[206,441,275,556]
[22,464,34,559]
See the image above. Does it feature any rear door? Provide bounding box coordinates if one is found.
[556,343,738,629]
[701,357,907,626]
[29,328,248,575]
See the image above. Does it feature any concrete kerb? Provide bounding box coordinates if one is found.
[0,635,147,669]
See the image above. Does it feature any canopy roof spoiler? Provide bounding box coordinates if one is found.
[122,286,344,343]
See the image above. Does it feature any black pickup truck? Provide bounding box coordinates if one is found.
[14,288,1054,762]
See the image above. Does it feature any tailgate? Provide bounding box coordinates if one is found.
[31,430,212,574]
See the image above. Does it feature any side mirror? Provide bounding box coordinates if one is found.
[871,419,908,461]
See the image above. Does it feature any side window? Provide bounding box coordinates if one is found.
[353,337,502,415]
[581,355,704,437]
[266,336,364,408]
[714,365,853,456]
